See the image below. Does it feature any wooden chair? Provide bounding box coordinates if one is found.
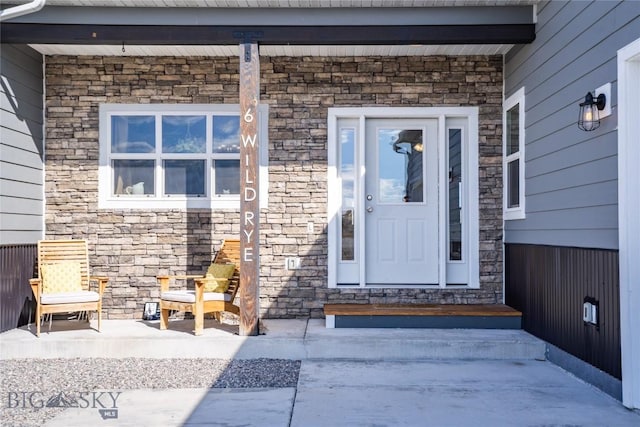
[29,239,108,337]
[157,239,240,336]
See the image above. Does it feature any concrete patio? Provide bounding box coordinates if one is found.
[1,318,638,426]
[0,317,546,361]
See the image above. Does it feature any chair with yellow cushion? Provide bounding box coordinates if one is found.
[29,239,108,337]
[157,239,240,336]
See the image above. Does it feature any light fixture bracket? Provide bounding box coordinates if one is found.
[579,92,606,111]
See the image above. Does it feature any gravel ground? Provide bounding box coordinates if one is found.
[0,358,301,427]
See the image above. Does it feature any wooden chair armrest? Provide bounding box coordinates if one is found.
[194,279,205,300]
[90,276,108,296]
[175,274,206,280]
[192,277,229,300]
[29,278,41,300]
[193,277,229,285]
[194,277,229,301]
[157,276,171,293]
[194,277,229,293]
[157,274,205,293]
[157,274,206,281]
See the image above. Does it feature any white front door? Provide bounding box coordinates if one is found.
[329,107,479,289]
[364,119,439,284]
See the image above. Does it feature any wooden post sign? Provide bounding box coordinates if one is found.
[239,42,260,336]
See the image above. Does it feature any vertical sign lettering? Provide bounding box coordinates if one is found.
[239,43,260,336]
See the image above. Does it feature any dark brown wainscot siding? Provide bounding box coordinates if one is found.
[44,55,503,319]
[505,243,621,379]
[0,244,37,332]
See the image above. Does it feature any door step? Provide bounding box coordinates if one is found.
[324,303,522,329]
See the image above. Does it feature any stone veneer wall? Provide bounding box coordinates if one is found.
[44,55,503,319]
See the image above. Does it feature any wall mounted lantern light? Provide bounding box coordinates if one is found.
[578,91,607,131]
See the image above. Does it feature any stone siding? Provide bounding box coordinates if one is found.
[44,55,503,319]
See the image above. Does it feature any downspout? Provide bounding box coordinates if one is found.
[0,0,46,22]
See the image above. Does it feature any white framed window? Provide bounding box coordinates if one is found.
[98,104,268,209]
[503,88,525,220]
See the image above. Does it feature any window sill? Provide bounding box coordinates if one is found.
[504,209,525,221]
[98,197,243,210]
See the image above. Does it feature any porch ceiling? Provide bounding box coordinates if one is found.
[1,0,537,57]
[27,44,515,57]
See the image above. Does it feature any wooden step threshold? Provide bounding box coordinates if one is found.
[324,303,521,317]
[324,303,522,329]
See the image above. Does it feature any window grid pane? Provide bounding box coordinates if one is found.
[112,160,155,196]
[448,129,462,261]
[162,115,206,153]
[340,128,355,261]
[111,116,155,153]
[506,105,519,156]
[213,116,240,153]
[507,159,520,208]
[214,160,240,195]
[164,159,206,196]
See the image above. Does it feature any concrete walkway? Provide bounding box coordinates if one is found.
[1,318,638,426]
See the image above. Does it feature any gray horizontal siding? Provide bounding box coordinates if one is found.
[526,181,617,213]
[0,179,43,201]
[1,91,44,129]
[0,212,43,231]
[505,229,618,249]
[527,155,617,196]
[0,230,42,244]
[504,1,640,250]
[0,160,42,183]
[0,45,44,245]
[0,105,44,140]
[0,195,43,215]
[506,205,618,231]
[0,139,43,170]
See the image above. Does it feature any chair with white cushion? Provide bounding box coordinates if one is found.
[29,239,108,337]
[157,239,240,336]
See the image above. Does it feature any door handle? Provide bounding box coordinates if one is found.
[367,207,374,213]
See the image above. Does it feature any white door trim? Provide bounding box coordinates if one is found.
[618,36,640,410]
[327,113,338,289]
[467,112,480,288]
[327,106,479,289]
[438,115,447,288]
[358,116,367,287]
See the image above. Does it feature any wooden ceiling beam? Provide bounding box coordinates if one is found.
[0,23,535,46]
